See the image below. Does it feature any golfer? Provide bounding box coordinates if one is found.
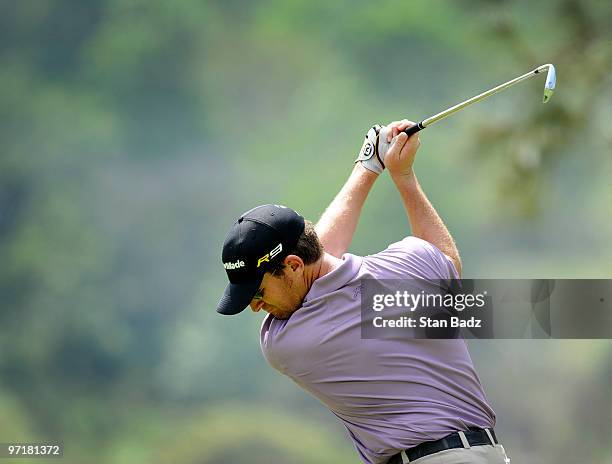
[217,120,511,464]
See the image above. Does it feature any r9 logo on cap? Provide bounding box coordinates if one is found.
[257,243,283,267]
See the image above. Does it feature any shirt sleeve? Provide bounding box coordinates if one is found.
[365,236,459,281]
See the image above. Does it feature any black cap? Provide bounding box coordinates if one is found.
[217,204,305,315]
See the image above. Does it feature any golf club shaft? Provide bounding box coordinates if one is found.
[403,66,547,137]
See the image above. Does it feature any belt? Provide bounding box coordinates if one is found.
[389,428,498,463]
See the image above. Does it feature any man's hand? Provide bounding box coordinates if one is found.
[355,120,418,174]
[384,120,421,179]
[383,119,416,141]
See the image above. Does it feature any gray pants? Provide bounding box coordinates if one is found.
[407,444,511,463]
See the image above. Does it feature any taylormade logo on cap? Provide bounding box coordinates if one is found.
[223,260,245,270]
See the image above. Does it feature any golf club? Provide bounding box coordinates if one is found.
[378,64,556,155]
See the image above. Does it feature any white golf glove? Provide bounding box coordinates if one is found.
[354,124,392,174]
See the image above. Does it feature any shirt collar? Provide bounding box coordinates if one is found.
[304,253,362,302]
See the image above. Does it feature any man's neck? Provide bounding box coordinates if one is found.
[305,252,343,288]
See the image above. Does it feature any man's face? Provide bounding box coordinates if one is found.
[249,264,307,320]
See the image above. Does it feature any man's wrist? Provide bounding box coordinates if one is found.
[390,169,418,187]
[354,162,381,180]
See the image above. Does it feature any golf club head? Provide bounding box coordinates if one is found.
[541,64,556,103]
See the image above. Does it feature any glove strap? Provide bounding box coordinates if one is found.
[355,124,384,174]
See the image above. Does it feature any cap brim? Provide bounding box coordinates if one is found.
[216,276,262,315]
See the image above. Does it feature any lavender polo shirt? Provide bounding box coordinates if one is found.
[260,237,496,464]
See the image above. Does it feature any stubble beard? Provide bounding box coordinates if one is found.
[270,296,304,320]
[269,271,307,320]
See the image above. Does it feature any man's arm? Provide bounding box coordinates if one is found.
[315,163,377,258]
[316,120,414,258]
[385,128,462,276]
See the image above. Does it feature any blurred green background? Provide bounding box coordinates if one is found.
[1,0,611,463]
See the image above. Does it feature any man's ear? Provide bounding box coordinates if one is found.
[283,255,304,273]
